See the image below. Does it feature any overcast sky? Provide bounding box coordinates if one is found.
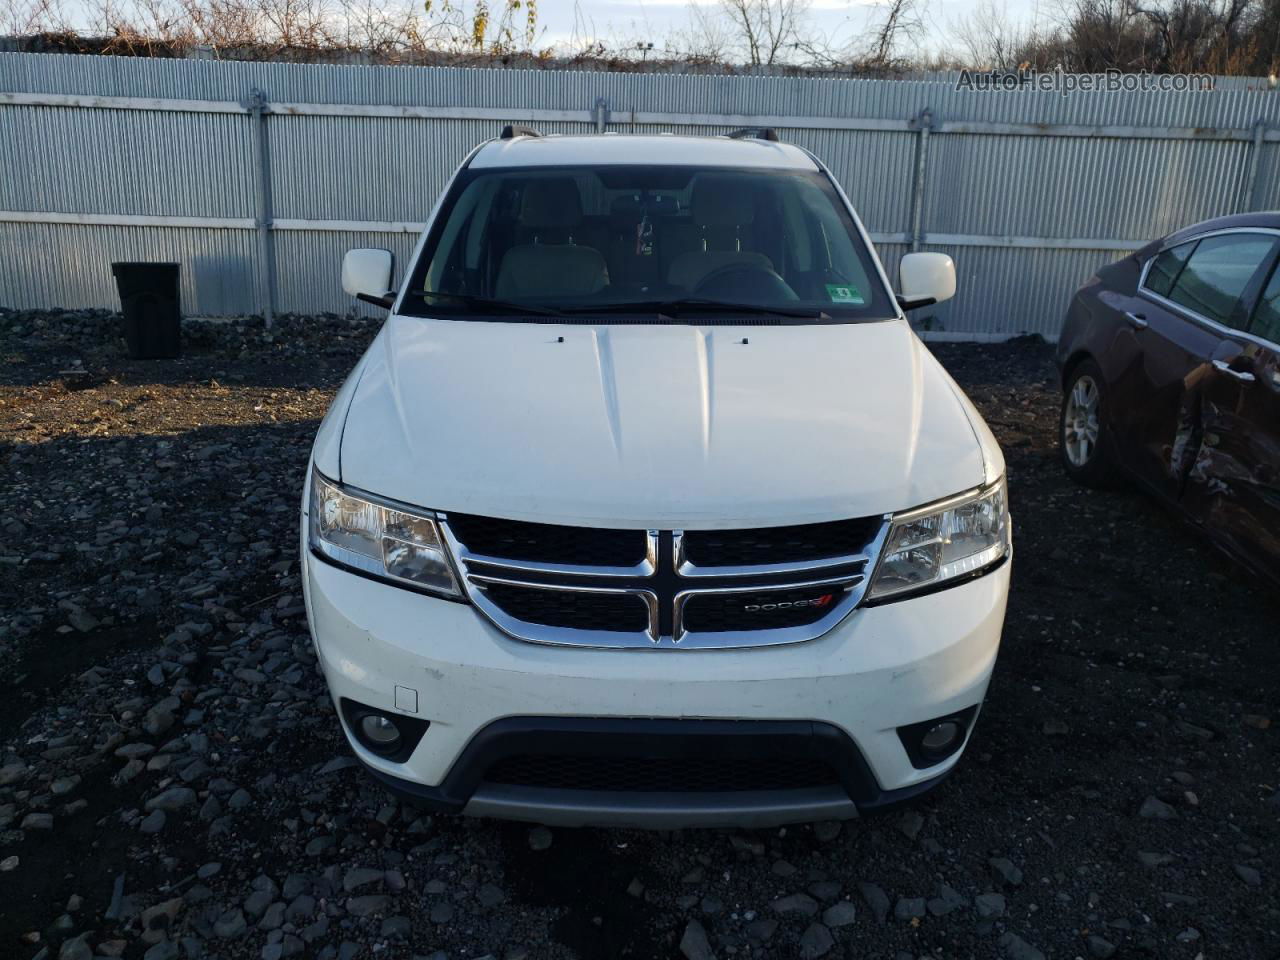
[535,0,1047,59]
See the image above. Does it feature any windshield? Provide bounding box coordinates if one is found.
[400,164,895,322]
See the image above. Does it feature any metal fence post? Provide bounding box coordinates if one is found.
[593,97,610,133]
[1240,119,1267,213]
[909,108,933,252]
[247,88,276,326]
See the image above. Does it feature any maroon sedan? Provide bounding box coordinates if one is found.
[1056,212,1280,586]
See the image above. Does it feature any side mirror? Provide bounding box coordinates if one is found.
[898,252,956,310]
[342,248,395,308]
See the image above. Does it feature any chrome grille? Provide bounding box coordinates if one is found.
[441,516,888,650]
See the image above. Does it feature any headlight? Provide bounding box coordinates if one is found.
[867,478,1009,602]
[308,470,460,598]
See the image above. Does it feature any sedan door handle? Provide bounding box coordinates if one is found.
[1212,358,1256,382]
[1124,311,1149,329]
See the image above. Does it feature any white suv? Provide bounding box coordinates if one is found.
[301,128,1011,828]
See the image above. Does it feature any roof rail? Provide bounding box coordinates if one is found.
[500,124,543,139]
[727,127,780,142]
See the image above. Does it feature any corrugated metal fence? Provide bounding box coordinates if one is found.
[3,53,1280,338]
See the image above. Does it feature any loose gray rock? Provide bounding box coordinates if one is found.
[143,942,180,960]
[244,889,274,920]
[928,882,968,916]
[975,892,1006,918]
[1000,932,1046,960]
[343,867,383,893]
[989,857,1024,887]
[859,882,890,923]
[1087,935,1117,958]
[429,902,453,924]
[139,809,167,833]
[822,901,856,927]
[1234,864,1262,886]
[346,895,391,918]
[798,922,834,959]
[58,934,92,960]
[227,788,252,810]
[145,787,196,813]
[259,902,286,930]
[894,897,926,921]
[212,909,248,938]
[285,894,315,922]
[771,893,819,916]
[679,919,717,960]
[1139,796,1178,820]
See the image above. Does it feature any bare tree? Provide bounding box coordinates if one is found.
[863,0,927,68]
[2,0,74,34]
[668,0,813,65]
[951,0,1030,69]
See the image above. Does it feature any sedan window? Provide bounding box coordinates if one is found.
[1251,264,1280,345]
[1165,233,1276,329]
[1144,240,1195,296]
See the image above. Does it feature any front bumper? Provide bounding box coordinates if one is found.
[302,544,1009,828]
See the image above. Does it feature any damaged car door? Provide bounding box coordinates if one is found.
[1126,231,1278,501]
[1179,257,1280,579]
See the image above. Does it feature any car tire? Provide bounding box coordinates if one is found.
[1060,359,1118,488]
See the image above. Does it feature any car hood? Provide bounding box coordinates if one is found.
[336,314,990,528]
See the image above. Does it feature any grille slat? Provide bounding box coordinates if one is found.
[484,753,840,792]
[681,518,881,568]
[478,582,649,633]
[447,513,646,567]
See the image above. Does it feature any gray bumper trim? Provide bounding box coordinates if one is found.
[461,783,860,828]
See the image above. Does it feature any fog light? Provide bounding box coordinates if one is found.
[897,705,978,770]
[360,714,402,752]
[921,721,961,754]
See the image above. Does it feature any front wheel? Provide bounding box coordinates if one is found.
[1060,359,1117,487]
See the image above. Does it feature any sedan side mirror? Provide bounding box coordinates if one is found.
[342,248,395,308]
[898,252,956,311]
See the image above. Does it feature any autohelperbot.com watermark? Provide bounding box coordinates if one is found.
[956,68,1214,96]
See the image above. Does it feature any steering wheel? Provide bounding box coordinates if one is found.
[693,263,799,301]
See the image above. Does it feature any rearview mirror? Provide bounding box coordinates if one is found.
[342,248,395,308]
[898,252,956,310]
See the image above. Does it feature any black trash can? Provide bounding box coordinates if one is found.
[111,261,182,359]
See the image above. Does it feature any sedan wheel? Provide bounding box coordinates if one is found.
[1059,359,1117,487]
[1063,375,1100,467]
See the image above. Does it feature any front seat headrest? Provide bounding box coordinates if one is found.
[519,178,582,229]
[691,176,755,228]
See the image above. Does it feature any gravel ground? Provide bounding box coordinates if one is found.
[1,308,1277,960]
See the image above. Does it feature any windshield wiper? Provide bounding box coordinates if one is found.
[560,298,831,320]
[401,290,564,317]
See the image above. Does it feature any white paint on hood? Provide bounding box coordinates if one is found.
[331,314,989,528]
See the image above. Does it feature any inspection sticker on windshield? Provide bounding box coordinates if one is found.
[825,283,865,304]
